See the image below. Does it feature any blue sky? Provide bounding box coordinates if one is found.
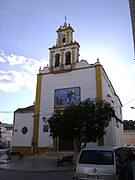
[0,0,135,124]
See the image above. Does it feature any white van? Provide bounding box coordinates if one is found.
[73,146,133,180]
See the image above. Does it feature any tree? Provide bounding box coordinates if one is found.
[48,98,115,151]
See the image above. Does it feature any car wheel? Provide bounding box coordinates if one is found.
[128,171,133,180]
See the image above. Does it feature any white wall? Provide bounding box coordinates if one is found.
[38,66,97,147]
[38,62,123,148]
[11,113,34,147]
[101,69,124,146]
[38,115,53,147]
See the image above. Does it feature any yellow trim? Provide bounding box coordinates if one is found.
[38,147,55,154]
[60,50,64,70]
[54,137,58,150]
[49,42,80,50]
[98,136,104,146]
[11,146,31,156]
[72,48,75,63]
[95,65,102,100]
[33,74,42,154]
[95,64,104,145]
[49,53,53,68]
[67,31,69,44]
[72,48,75,69]
[52,68,72,74]
[58,34,61,46]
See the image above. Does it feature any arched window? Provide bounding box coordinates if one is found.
[62,34,66,45]
[65,51,71,65]
[63,37,66,44]
[55,54,60,67]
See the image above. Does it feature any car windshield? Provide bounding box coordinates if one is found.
[79,150,114,165]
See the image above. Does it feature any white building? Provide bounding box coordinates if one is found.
[11,21,124,155]
[0,123,13,148]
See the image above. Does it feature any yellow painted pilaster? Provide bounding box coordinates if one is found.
[72,48,75,69]
[58,34,61,46]
[50,53,53,66]
[95,64,102,100]
[60,50,64,70]
[98,136,104,146]
[67,31,69,44]
[33,74,42,154]
[49,53,54,72]
[53,137,58,150]
[95,64,104,146]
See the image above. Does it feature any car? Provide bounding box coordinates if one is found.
[123,146,135,161]
[73,146,133,180]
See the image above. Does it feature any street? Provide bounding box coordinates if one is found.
[0,148,135,180]
[0,170,73,180]
[0,162,135,180]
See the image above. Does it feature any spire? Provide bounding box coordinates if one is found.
[65,16,67,23]
[64,16,67,27]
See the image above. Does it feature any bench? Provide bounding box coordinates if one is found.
[6,151,24,161]
[57,155,73,166]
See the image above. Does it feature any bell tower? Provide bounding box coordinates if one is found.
[49,20,80,72]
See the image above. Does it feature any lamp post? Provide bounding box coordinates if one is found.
[131,107,135,109]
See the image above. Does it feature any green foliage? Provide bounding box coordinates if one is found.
[48,98,115,150]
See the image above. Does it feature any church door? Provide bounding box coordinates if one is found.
[59,137,74,150]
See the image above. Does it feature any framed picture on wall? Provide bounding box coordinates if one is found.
[54,87,81,108]
[43,125,49,132]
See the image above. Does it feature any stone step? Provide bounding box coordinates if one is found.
[33,151,75,159]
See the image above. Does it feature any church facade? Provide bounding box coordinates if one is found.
[11,22,124,155]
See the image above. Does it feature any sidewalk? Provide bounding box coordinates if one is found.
[0,153,73,172]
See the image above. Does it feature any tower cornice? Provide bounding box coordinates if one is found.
[49,41,80,50]
[57,25,74,33]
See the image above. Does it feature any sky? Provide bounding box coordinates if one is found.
[0,0,135,124]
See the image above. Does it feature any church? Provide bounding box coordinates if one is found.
[11,21,124,155]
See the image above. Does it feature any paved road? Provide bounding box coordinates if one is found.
[0,162,135,180]
[0,165,135,180]
[0,170,73,180]
[0,149,135,180]
[0,149,74,180]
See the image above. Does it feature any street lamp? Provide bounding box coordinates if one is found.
[131,107,135,109]
[42,116,48,125]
